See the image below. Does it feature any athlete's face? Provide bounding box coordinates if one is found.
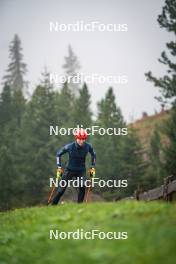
[76,139,85,146]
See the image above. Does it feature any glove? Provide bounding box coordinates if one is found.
[89,167,96,178]
[56,167,63,179]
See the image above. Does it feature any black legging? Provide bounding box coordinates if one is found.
[52,169,87,204]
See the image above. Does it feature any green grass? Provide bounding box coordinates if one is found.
[0,201,176,264]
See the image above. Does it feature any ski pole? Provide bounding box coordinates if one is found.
[85,184,91,202]
[85,168,95,202]
[47,168,64,204]
[48,185,56,204]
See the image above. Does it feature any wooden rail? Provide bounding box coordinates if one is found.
[135,176,176,202]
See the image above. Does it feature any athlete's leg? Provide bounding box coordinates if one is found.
[77,171,87,203]
[52,169,72,205]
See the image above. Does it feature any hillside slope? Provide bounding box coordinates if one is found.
[129,110,170,150]
[0,202,176,264]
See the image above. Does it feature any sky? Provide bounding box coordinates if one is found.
[0,0,172,122]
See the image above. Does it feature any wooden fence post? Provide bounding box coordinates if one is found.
[163,175,174,202]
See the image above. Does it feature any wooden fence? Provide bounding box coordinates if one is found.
[135,176,176,202]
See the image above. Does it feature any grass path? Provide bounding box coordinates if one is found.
[0,201,176,264]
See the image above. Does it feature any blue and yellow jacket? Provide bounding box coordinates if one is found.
[56,142,96,171]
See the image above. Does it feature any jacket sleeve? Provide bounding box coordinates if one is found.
[56,144,69,167]
[89,144,96,167]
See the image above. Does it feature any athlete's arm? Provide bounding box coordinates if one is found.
[56,144,69,167]
[89,144,96,167]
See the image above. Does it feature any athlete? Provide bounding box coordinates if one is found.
[51,129,96,204]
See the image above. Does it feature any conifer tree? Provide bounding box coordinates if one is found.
[146,0,176,103]
[62,45,81,95]
[3,34,27,93]
[93,88,125,193]
[146,0,176,177]
[163,107,176,176]
[72,83,92,127]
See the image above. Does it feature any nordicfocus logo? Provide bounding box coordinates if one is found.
[49,21,128,32]
[49,177,128,188]
[49,125,128,136]
[50,229,128,240]
[49,73,128,85]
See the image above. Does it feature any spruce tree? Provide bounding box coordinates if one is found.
[149,129,165,185]
[62,45,81,95]
[145,0,176,103]
[146,0,176,177]
[56,81,74,126]
[97,87,124,128]
[0,84,13,139]
[72,83,92,127]
[0,81,27,210]
[119,129,145,196]
[163,106,176,176]
[93,88,125,198]
[16,76,58,205]
[3,34,27,94]
[0,145,14,211]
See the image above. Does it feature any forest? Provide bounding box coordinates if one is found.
[0,0,176,211]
